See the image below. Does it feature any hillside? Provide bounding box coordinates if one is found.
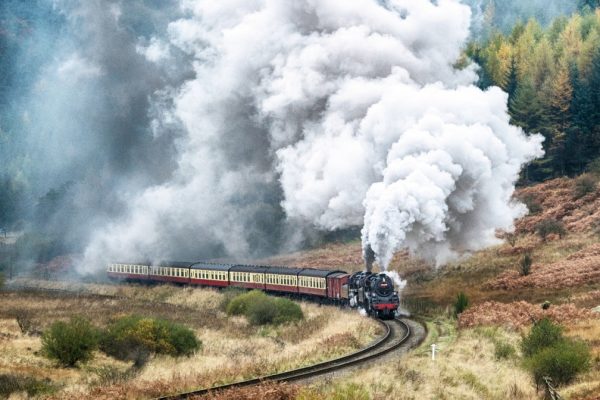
[266,176,600,301]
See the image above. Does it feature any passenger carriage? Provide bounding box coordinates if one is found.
[264,267,302,294]
[229,264,267,290]
[107,262,150,281]
[189,262,230,287]
[297,268,331,297]
[148,261,193,284]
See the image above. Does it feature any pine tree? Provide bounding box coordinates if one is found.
[568,64,594,173]
[509,79,546,132]
[546,64,573,175]
[505,57,519,102]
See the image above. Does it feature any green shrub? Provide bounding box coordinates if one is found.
[246,296,279,325]
[521,318,563,357]
[42,316,99,367]
[535,219,566,241]
[0,272,4,289]
[219,287,246,311]
[453,292,469,317]
[0,374,58,397]
[226,290,266,316]
[525,340,591,386]
[273,298,304,324]
[99,315,200,365]
[519,253,532,276]
[494,341,516,360]
[573,174,597,199]
[226,290,304,326]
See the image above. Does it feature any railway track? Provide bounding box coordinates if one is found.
[157,318,416,400]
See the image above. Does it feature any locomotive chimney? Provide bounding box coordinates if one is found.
[364,244,375,273]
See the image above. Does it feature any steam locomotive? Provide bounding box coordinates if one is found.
[348,271,400,319]
[107,261,400,319]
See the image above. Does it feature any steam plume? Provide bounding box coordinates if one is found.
[79,0,543,271]
[0,0,544,271]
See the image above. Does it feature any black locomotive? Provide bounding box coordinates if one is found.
[348,271,400,319]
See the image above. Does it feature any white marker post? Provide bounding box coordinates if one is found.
[431,343,436,361]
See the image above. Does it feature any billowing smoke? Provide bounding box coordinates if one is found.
[364,245,376,273]
[81,0,543,271]
[3,0,544,272]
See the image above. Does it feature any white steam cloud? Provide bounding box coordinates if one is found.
[82,0,543,271]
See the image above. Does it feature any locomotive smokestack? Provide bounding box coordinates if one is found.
[364,244,375,273]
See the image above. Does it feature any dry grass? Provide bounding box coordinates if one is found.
[194,382,300,400]
[515,177,600,235]
[488,242,600,291]
[458,301,594,329]
[397,231,600,312]
[0,283,380,399]
[299,319,536,400]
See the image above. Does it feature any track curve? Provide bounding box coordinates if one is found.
[156,318,421,400]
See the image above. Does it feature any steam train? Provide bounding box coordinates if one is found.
[106,261,400,318]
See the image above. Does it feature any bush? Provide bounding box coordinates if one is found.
[494,341,516,360]
[535,219,566,241]
[42,316,99,367]
[521,318,563,357]
[520,194,542,215]
[453,292,469,317]
[573,174,597,199]
[246,296,279,325]
[273,298,304,324]
[0,374,57,397]
[519,253,532,276]
[225,290,265,316]
[219,287,246,311]
[226,290,304,326]
[521,318,591,386]
[504,232,517,247]
[525,340,591,386]
[99,315,200,365]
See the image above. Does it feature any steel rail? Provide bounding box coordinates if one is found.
[157,318,411,400]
